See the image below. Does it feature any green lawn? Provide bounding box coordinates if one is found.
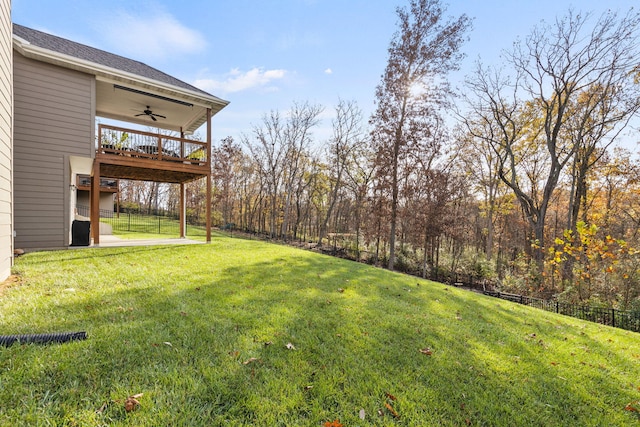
[1,236,639,426]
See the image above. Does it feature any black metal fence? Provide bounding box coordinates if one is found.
[76,206,205,236]
[483,290,640,333]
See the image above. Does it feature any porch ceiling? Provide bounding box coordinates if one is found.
[96,80,215,134]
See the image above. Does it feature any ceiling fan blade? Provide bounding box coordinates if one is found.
[134,113,145,117]
[154,114,166,119]
[151,115,157,121]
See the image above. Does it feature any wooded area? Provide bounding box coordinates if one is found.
[116,1,640,311]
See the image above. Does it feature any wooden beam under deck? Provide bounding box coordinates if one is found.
[95,153,208,183]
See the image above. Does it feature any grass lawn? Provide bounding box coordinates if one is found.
[1,236,639,426]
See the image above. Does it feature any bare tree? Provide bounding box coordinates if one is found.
[343,134,375,260]
[280,102,323,240]
[453,123,510,260]
[370,0,470,270]
[318,99,365,245]
[212,137,242,226]
[242,103,322,239]
[243,111,286,237]
[464,8,640,266]
[565,80,640,233]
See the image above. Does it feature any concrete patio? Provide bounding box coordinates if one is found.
[92,235,203,247]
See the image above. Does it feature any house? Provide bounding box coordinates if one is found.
[11,23,229,251]
[0,0,12,282]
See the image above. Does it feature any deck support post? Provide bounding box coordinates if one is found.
[179,128,186,239]
[206,107,212,243]
[90,160,100,245]
[180,183,185,238]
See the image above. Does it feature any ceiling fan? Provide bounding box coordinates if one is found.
[134,106,166,122]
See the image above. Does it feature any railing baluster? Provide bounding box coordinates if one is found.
[97,124,208,166]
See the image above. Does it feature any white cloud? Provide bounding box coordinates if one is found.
[324,68,333,75]
[100,10,206,60]
[194,67,287,94]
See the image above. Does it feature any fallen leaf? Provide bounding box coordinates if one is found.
[180,311,187,316]
[163,342,172,347]
[377,409,384,417]
[229,350,240,357]
[96,401,109,414]
[124,393,143,413]
[124,398,138,412]
[264,341,273,346]
[303,385,313,391]
[337,288,345,293]
[625,400,640,412]
[419,348,433,356]
[385,392,397,401]
[323,420,343,427]
[286,342,296,350]
[385,402,399,418]
[243,357,259,365]
[359,408,366,420]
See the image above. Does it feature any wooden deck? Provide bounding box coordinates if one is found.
[96,124,209,183]
[90,121,213,246]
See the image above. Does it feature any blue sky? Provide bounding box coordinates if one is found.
[12,0,640,146]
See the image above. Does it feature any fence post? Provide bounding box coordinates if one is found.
[611,308,615,328]
[158,215,161,234]
[556,301,559,313]
[128,213,131,231]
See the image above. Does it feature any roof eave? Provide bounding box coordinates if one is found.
[13,35,229,133]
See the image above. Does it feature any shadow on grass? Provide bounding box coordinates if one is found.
[1,243,639,425]
[22,245,199,263]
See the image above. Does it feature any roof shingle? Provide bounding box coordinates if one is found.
[13,23,212,97]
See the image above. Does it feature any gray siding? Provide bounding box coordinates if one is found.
[13,52,94,250]
[0,0,11,279]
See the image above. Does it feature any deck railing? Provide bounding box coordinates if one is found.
[97,124,208,166]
